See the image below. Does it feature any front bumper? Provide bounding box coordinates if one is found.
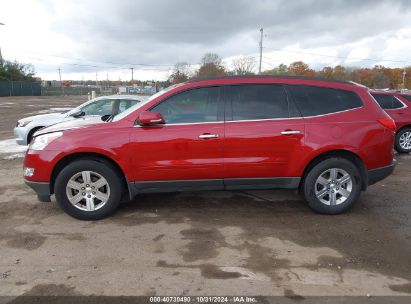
[14,127,29,145]
[24,149,62,203]
[25,180,51,202]
[367,159,397,186]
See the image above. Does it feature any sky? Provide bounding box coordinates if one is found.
[1,0,411,81]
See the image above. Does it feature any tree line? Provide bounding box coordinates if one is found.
[169,53,411,90]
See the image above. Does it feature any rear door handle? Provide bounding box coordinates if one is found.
[199,134,219,139]
[281,130,302,135]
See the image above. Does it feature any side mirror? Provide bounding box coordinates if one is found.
[70,110,85,118]
[138,111,165,126]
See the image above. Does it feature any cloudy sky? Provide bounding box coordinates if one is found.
[1,0,411,81]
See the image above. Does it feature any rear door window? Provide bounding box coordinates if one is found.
[227,84,296,120]
[372,94,404,109]
[288,85,363,117]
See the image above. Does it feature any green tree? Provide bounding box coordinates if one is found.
[261,63,289,75]
[0,60,36,81]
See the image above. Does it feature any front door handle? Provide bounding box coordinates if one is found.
[199,134,219,139]
[281,130,302,135]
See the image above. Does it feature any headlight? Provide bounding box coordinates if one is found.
[17,120,32,127]
[30,132,63,150]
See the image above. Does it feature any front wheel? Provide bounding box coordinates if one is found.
[303,158,362,214]
[395,128,411,153]
[54,160,123,220]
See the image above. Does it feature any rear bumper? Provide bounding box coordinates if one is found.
[24,180,51,202]
[367,160,397,186]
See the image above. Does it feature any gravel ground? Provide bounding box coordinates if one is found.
[0,96,410,300]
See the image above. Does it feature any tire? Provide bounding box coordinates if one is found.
[303,158,362,214]
[395,128,411,153]
[54,159,123,220]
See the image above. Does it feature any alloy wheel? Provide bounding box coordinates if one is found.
[66,171,110,212]
[314,168,352,206]
[399,131,411,150]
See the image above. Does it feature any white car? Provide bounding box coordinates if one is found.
[14,95,147,145]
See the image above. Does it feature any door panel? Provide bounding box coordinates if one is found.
[130,123,224,182]
[224,119,305,178]
[129,86,224,184]
[223,84,305,179]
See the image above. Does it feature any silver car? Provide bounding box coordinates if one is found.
[14,95,147,145]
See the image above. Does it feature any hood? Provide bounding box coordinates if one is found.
[18,112,65,122]
[35,116,105,136]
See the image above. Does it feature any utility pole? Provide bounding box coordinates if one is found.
[403,70,407,90]
[58,67,64,95]
[0,23,4,66]
[258,27,263,74]
[81,75,84,96]
[130,67,134,82]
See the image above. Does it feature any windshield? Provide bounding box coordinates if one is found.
[66,98,96,115]
[112,83,185,122]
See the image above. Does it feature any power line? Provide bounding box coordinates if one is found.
[18,50,177,67]
[263,46,411,64]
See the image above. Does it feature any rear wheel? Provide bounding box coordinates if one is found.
[55,160,123,220]
[395,128,411,153]
[303,158,362,214]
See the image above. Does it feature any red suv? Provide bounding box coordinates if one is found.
[23,76,396,220]
[371,91,411,153]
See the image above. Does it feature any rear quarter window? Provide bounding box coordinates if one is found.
[288,85,363,117]
[372,94,404,109]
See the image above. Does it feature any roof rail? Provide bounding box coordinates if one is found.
[187,75,354,85]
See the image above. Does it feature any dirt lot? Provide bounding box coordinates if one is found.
[0,96,410,299]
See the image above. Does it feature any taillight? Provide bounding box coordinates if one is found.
[377,118,396,132]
